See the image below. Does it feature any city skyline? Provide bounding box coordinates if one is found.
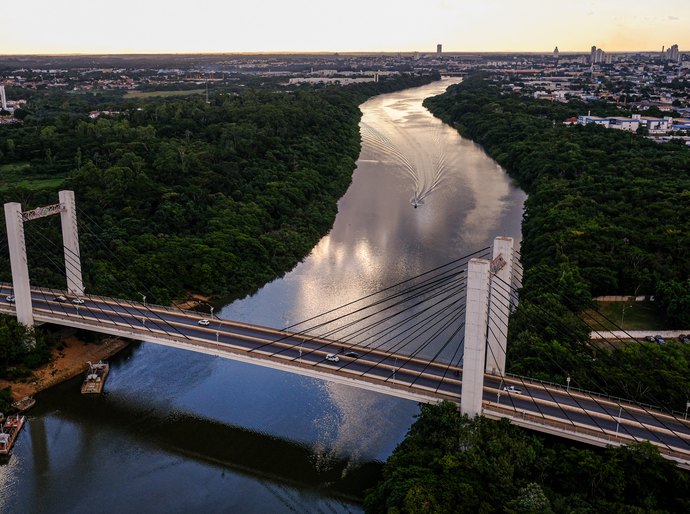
[1,0,689,55]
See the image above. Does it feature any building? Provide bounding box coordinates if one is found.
[590,45,607,64]
[0,85,6,111]
[577,113,675,133]
[436,44,442,56]
[665,44,680,62]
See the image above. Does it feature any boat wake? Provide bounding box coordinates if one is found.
[361,121,449,208]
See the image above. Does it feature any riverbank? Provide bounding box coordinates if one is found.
[0,335,130,400]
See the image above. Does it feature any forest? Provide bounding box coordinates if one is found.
[0,72,438,397]
[365,401,690,513]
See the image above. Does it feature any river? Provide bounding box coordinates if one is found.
[0,78,526,513]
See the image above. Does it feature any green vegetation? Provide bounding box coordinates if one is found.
[124,89,207,99]
[0,163,65,190]
[587,301,664,331]
[424,74,690,410]
[0,315,54,400]
[365,402,690,513]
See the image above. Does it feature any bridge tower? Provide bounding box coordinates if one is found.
[486,236,514,375]
[460,257,491,417]
[3,190,83,334]
[460,236,515,417]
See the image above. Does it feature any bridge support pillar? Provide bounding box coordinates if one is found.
[59,190,84,296]
[4,201,35,332]
[486,236,514,375]
[460,258,490,418]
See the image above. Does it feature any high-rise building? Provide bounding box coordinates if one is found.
[436,44,442,56]
[590,45,607,64]
[0,85,6,111]
[553,46,559,59]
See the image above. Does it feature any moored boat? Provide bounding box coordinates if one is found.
[81,361,110,394]
[11,396,35,412]
[0,414,26,456]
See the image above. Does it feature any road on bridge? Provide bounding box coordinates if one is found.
[2,283,690,466]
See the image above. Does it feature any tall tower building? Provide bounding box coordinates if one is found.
[590,45,597,64]
[436,44,442,56]
[0,85,6,111]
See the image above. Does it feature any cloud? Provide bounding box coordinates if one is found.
[668,16,679,20]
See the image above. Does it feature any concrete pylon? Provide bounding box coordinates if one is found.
[486,236,514,375]
[460,258,491,418]
[4,202,34,329]
[59,190,84,296]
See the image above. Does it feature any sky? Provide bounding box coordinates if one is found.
[2,0,689,55]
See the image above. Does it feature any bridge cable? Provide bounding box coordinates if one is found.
[282,276,467,372]
[251,265,469,357]
[491,272,689,451]
[281,246,490,333]
[485,277,648,447]
[25,224,197,344]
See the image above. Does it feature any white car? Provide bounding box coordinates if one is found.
[198,319,210,326]
[503,385,522,394]
[72,298,85,305]
[5,295,15,303]
[325,354,340,362]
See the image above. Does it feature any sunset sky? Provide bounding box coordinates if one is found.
[2,0,689,55]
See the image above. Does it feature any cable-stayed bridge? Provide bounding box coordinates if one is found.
[3,191,690,469]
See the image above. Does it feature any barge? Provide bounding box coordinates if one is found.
[81,361,110,394]
[0,415,26,456]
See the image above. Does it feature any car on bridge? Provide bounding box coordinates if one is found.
[325,354,340,362]
[344,352,360,358]
[503,385,522,394]
[53,295,67,302]
[5,295,15,303]
[198,319,210,326]
[72,298,85,305]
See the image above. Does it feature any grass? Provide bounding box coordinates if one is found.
[585,301,666,331]
[124,89,206,99]
[0,162,30,173]
[0,162,65,191]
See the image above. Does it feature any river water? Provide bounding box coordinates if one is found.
[0,78,526,513]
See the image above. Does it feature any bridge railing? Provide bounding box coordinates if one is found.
[501,370,687,418]
[484,402,690,465]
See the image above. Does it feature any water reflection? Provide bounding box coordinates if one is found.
[221,75,526,484]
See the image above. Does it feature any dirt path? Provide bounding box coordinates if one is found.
[0,336,130,400]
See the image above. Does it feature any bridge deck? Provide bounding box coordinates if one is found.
[2,283,689,468]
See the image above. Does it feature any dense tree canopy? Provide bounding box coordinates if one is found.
[365,402,690,513]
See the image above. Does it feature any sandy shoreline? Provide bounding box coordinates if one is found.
[1,292,210,401]
[0,335,131,400]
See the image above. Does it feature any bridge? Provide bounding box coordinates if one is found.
[3,191,690,468]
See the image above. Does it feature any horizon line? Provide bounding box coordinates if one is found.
[0,48,683,58]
